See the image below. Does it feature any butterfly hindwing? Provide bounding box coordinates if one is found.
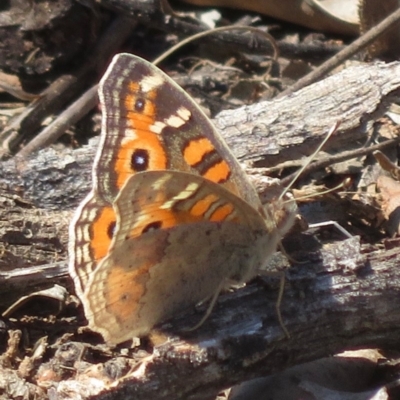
[83,171,271,343]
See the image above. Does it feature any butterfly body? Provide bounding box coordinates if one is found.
[69,54,297,344]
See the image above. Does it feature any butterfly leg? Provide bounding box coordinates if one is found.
[259,270,290,339]
[184,280,225,332]
[275,271,290,339]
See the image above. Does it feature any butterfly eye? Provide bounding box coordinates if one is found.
[134,98,145,112]
[107,221,116,239]
[131,148,149,172]
[142,221,162,233]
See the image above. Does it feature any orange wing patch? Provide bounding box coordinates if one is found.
[91,206,116,261]
[183,137,215,166]
[209,202,235,222]
[203,160,231,183]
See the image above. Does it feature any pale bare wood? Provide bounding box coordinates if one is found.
[215,61,400,166]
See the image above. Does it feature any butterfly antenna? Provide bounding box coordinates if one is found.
[279,121,340,201]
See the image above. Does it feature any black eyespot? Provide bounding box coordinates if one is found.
[142,221,162,233]
[131,148,149,172]
[135,98,145,112]
[107,221,116,239]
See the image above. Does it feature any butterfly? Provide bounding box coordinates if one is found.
[68,53,297,344]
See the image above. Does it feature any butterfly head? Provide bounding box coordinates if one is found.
[260,180,298,241]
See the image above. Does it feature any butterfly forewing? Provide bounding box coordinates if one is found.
[70,53,264,297]
[97,54,262,208]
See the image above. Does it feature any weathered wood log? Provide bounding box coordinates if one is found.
[49,236,400,399]
[1,61,400,209]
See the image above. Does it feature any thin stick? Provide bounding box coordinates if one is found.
[280,133,400,188]
[152,25,278,66]
[14,16,136,158]
[279,7,400,97]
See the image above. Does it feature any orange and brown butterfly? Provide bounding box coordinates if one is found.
[68,53,297,344]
